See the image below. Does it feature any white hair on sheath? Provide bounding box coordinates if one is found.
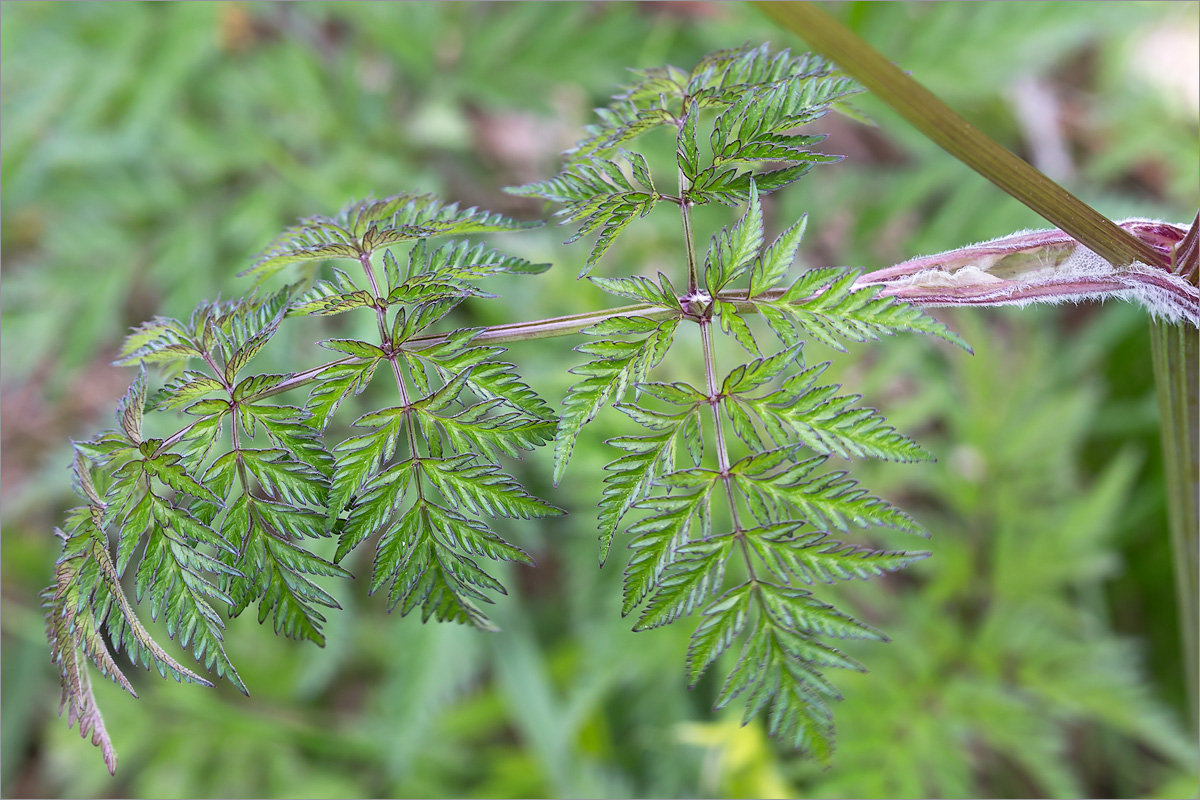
[876,221,1197,326]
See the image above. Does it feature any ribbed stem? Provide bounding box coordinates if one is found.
[1150,319,1199,733]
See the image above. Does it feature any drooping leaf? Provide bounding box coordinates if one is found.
[686,583,755,688]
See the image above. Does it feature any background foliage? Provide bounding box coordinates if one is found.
[2,2,1197,797]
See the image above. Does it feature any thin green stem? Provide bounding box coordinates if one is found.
[404,302,674,348]
[200,351,232,392]
[360,252,423,470]
[206,346,255,547]
[700,316,756,581]
[228,413,254,533]
[699,322,732,478]
[195,349,253,509]
[149,292,787,456]
[679,166,700,294]
[241,357,357,403]
[358,253,392,350]
[680,130,750,568]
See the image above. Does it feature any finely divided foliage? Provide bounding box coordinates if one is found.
[45,193,561,773]
[47,45,965,774]
[508,43,966,761]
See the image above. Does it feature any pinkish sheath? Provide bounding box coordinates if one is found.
[856,220,1199,327]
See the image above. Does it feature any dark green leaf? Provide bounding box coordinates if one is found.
[554,317,679,484]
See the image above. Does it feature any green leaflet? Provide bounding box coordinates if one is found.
[595,403,700,566]
[149,371,224,411]
[135,499,246,694]
[749,214,807,297]
[704,181,764,295]
[48,188,560,775]
[689,164,816,207]
[634,536,734,631]
[707,78,855,169]
[419,455,560,520]
[307,360,381,431]
[622,481,715,616]
[713,620,841,763]
[417,399,555,462]
[290,268,376,317]
[555,43,848,164]
[241,193,541,283]
[729,364,934,463]
[290,201,563,634]
[517,47,969,762]
[553,315,680,485]
[57,390,248,706]
[329,389,562,629]
[47,43,975,776]
[320,339,389,360]
[504,45,856,271]
[220,495,349,646]
[372,499,538,632]
[240,449,329,508]
[748,529,929,586]
[717,302,761,355]
[108,290,343,650]
[685,582,754,688]
[44,460,218,778]
[506,156,661,276]
[752,264,970,353]
[413,335,556,422]
[246,405,335,478]
[115,366,147,444]
[731,451,926,536]
[590,274,680,309]
[335,472,410,563]
[415,238,550,280]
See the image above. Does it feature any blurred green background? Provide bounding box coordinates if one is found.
[3,2,1198,797]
